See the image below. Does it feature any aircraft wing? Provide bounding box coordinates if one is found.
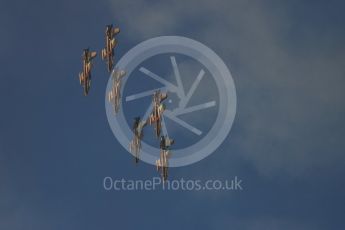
[139,120,147,130]
[160,93,168,102]
[112,27,120,36]
[165,138,174,147]
[90,51,97,59]
[114,69,126,80]
[110,38,117,49]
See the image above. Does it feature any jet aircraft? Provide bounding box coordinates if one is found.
[108,69,126,113]
[101,24,120,72]
[148,91,168,138]
[129,117,147,163]
[156,135,174,181]
[79,48,97,96]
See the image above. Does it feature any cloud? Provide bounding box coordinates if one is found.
[107,0,345,177]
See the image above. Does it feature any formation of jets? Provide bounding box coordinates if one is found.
[77,24,175,182]
[77,24,121,97]
[128,91,174,181]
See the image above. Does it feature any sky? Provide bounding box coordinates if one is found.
[1,0,345,229]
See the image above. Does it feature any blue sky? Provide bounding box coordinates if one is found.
[1,0,345,229]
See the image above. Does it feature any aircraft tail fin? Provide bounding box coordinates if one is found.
[90,51,97,59]
[112,27,120,35]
